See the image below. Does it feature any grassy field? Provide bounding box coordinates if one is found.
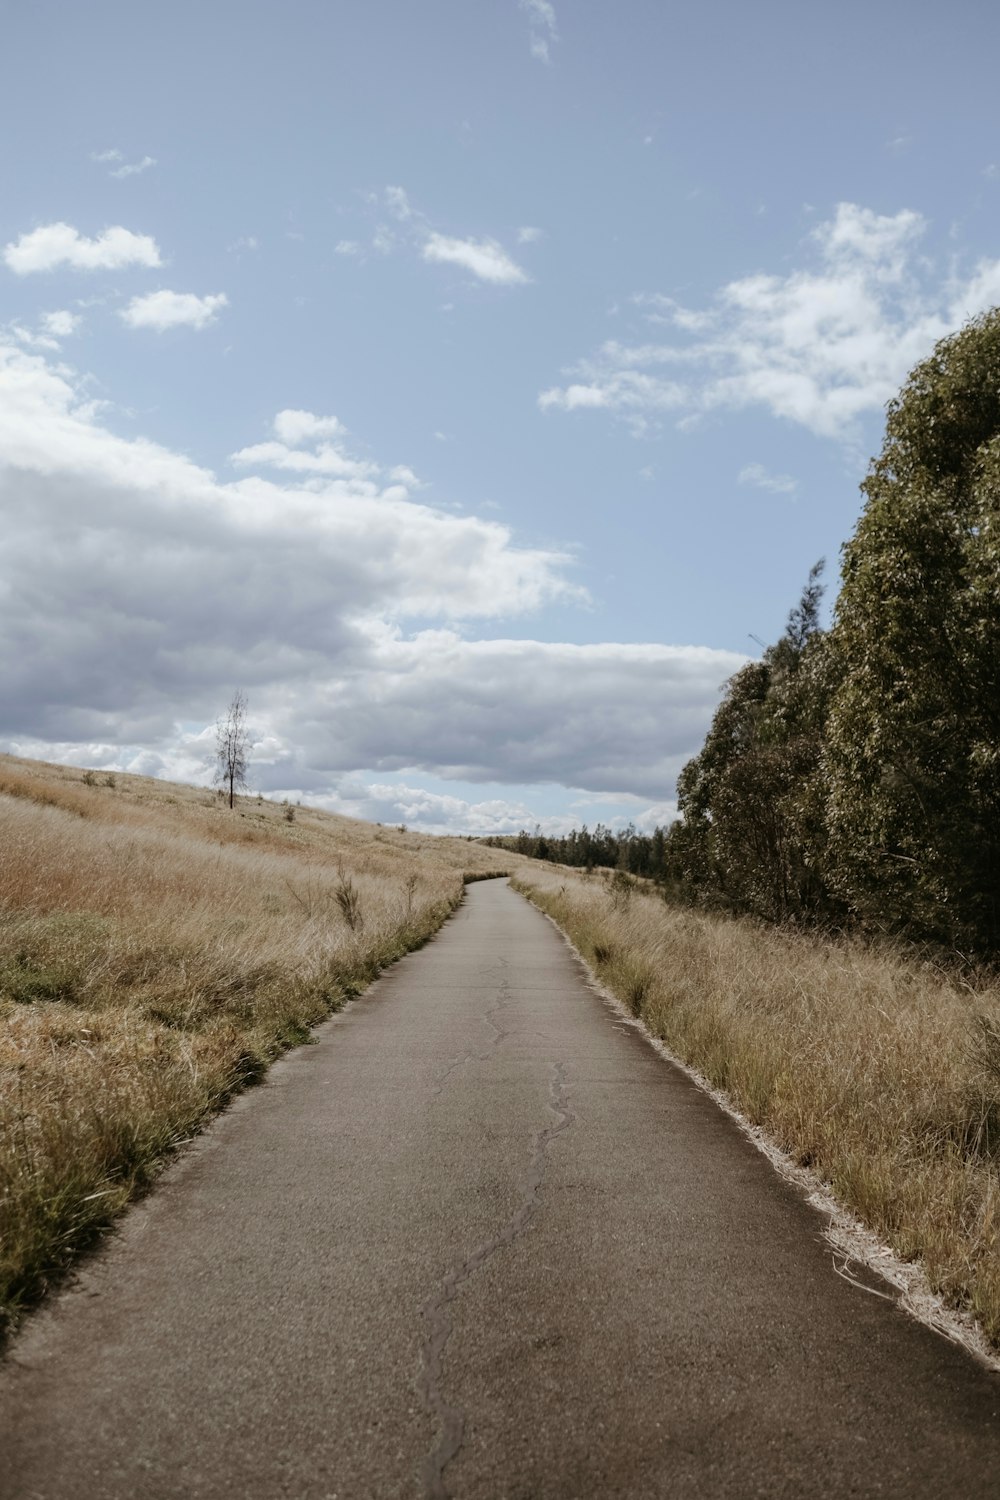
[513,865,1000,1346]
[0,754,522,1338]
[10,754,1000,1357]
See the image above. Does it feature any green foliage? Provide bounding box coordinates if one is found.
[0,956,79,1005]
[482,821,673,878]
[667,562,837,923]
[666,307,1000,956]
[499,311,1000,956]
[825,309,1000,948]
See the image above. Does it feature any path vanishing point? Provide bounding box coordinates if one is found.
[2,878,1000,1498]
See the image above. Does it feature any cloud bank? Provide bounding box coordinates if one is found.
[0,339,742,822]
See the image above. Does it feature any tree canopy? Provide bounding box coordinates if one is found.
[667,308,1000,953]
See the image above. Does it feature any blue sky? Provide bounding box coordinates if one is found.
[3,0,1000,833]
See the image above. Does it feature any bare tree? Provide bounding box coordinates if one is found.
[216,690,250,809]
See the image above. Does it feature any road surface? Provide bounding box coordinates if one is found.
[2,878,999,1498]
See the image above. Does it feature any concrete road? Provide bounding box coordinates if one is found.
[2,878,1000,1499]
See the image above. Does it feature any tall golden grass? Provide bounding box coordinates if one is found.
[513,865,1000,1345]
[0,754,519,1337]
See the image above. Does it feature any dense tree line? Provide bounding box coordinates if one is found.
[481,823,672,878]
[489,312,1000,954]
[671,310,1000,953]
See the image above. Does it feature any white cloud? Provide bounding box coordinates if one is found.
[385,185,413,221]
[342,188,530,288]
[230,440,378,483]
[8,324,60,352]
[41,309,82,338]
[4,223,162,274]
[121,290,228,331]
[90,148,156,178]
[539,202,1000,441]
[389,464,423,488]
[738,462,798,495]
[325,780,571,837]
[423,232,529,285]
[228,235,258,253]
[318,781,679,838]
[539,382,608,411]
[520,0,558,62]
[113,155,157,180]
[517,225,544,244]
[272,409,347,445]
[0,338,742,809]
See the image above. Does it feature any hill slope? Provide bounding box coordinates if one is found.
[0,753,524,1337]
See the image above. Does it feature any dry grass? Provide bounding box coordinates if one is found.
[513,865,1000,1345]
[0,753,524,1338]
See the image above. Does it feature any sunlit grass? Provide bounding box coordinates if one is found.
[0,753,521,1337]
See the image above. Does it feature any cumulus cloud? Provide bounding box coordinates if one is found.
[4,223,162,274]
[120,290,228,331]
[539,202,1000,440]
[0,337,741,819]
[519,0,558,62]
[738,462,798,495]
[422,232,529,285]
[272,409,347,445]
[229,443,377,483]
[230,409,380,484]
[41,309,82,338]
[342,188,530,287]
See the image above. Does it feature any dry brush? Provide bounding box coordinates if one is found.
[0,755,518,1337]
[514,865,1000,1345]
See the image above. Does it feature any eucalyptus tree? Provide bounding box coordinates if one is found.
[825,310,1000,947]
[669,563,834,922]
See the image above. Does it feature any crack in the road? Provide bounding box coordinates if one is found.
[428,962,511,1101]
[416,1060,575,1500]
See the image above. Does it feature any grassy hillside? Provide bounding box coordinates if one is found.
[0,754,523,1338]
[513,865,1000,1347]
